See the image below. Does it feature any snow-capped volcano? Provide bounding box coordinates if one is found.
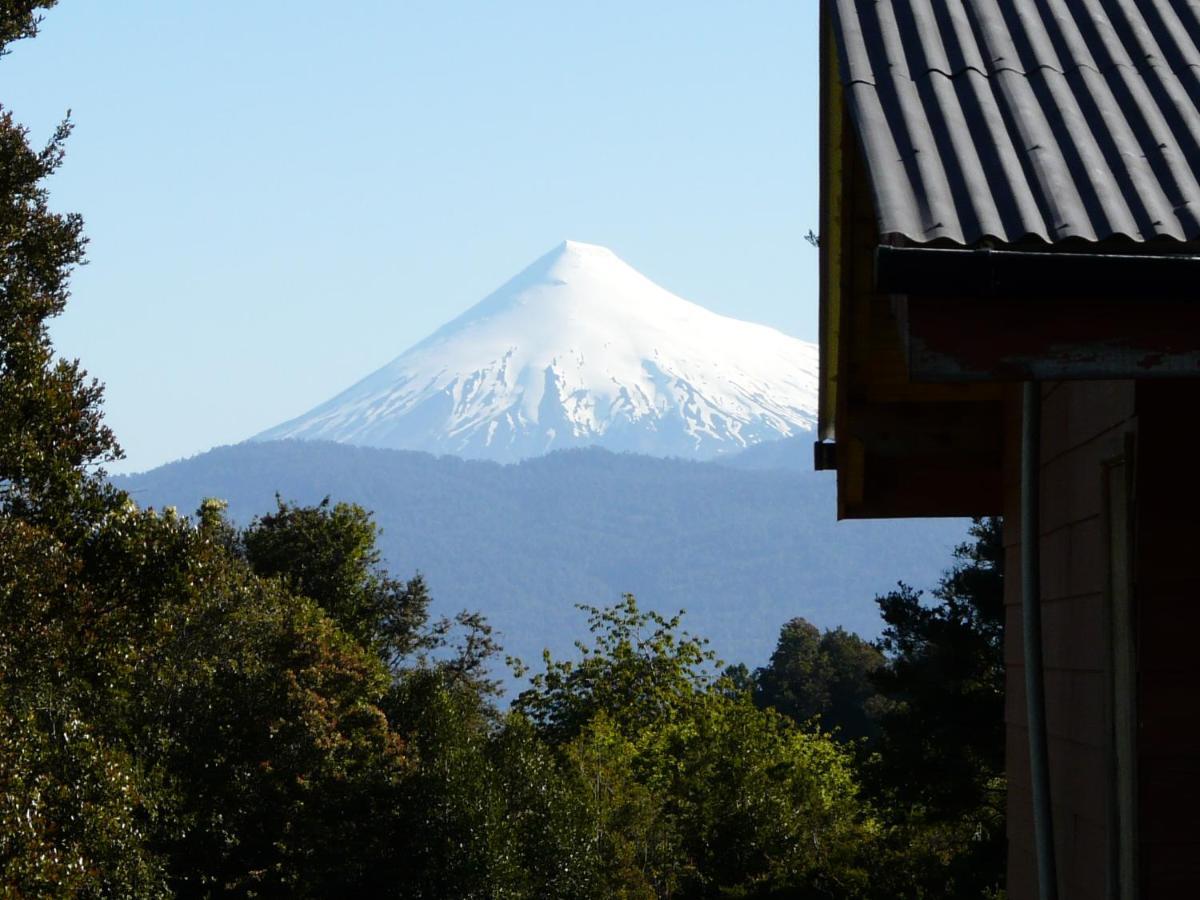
[254,240,818,461]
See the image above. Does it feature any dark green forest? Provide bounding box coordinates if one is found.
[1,5,1004,896]
[114,440,969,684]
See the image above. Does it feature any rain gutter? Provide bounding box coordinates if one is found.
[875,244,1200,298]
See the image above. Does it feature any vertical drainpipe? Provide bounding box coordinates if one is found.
[1022,381,1058,899]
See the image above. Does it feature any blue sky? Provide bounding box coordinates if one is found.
[6,1,820,472]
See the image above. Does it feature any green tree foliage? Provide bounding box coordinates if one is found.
[517,595,878,898]
[741,522,1006,897]
[0,31,119,529]
[0,8,153,891]
[0,516,168,896]
[868,517,1006,897]
[2,498,411,895]
[515,596,717,743]
[241,495,435,662]
[0,3,52,52]
[754,618,885,743]
[384,670,602,898]
[91,504,408,896]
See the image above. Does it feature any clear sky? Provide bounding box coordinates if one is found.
[5,1,821,473]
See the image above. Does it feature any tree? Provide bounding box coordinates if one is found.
[0,58,438,883]
[0,8,160,892]
[517,595,880,898]
[118,504,410,896]
[0,3,53,51]
[515,594,718,744]
[754,618,885,744]
[384,669,604,899]
[241,495,434,662]
[0,513,170,895]
[0,491,414,895]
[0,7,120,530]
[869,517,1006,896]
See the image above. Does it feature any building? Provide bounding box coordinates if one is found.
[818,2,1200,896]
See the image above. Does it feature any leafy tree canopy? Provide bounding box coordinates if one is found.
[754,617,885,744]
[242,495,434,662]
[517,595,881,899]
[869,517,1006,897]
[0,1,54,56]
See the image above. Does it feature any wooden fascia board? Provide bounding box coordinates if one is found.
[895,294,1200,381]
[878,245,1200,380]
[846,399,1004,461]
[818,1,844,445]
[839,453,1004,519]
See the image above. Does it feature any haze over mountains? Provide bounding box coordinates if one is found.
[255,240,819,462]
[117,441,967,679]
[121,242,967,680]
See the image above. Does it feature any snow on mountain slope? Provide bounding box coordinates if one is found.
[254,240,818,461]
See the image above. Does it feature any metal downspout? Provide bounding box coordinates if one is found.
[1022,381,1058,899]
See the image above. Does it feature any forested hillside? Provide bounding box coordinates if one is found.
[117,440,969,678]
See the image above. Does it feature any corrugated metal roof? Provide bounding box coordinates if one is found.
[830,0,1200,246]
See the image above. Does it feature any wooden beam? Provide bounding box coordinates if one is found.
[847,400,1003,460]
[840,453,1003,519]
[836,400,1004,519]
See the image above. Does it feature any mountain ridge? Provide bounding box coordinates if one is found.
[116,440,969,684]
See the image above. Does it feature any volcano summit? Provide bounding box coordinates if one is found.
[255,241,818,462]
